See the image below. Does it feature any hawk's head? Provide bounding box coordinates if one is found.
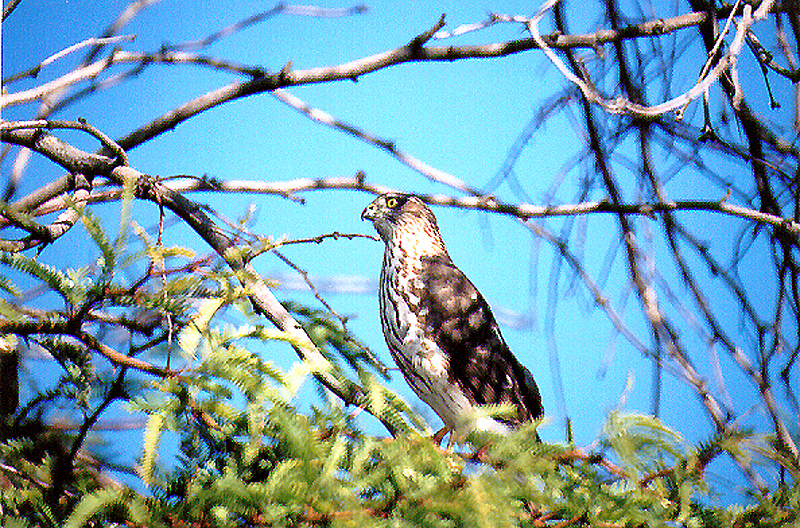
[361,193,446,255]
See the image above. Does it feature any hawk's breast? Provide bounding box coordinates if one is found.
[378,246,500,436]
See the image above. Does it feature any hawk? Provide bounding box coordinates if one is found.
[362,193,543,440]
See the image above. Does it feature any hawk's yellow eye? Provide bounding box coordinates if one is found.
[386,197,398,208]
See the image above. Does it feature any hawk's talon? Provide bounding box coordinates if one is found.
[432,426,450,446]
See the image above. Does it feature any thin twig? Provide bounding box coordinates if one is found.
[273,250,350,328]
[2,35,136,85]
[78,332,172,377]
[171,3,368,51]
[274,231,379,246]
[272,89,479,194]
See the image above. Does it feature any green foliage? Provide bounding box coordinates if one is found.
[285,301,387,376]
[0,251,78,305]
[48,402,800,527]
[2,203,797,528]
[81,211,116,281]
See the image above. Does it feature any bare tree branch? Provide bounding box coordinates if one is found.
[2,35,136,85]
[171,3,368,51]
[1,0,23,20]
[8,173,799,238]
[521,0,775,119]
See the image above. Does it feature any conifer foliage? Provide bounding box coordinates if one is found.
[2,0,800,526]
[0,203,796,526]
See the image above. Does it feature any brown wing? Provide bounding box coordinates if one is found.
[414,254,544,425]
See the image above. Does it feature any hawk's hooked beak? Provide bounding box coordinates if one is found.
[361,203,377,221]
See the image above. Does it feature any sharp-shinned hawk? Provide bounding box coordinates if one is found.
[362,193,543,440]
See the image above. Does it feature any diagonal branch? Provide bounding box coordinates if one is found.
[2,36,136,85]
[171,3,368,51]
[271,89,479,194]
[0,127,400,435]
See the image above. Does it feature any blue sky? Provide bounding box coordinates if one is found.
[3,0,794,501]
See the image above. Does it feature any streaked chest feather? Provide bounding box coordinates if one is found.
[380,237,437,338]
[380,235,455,369]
